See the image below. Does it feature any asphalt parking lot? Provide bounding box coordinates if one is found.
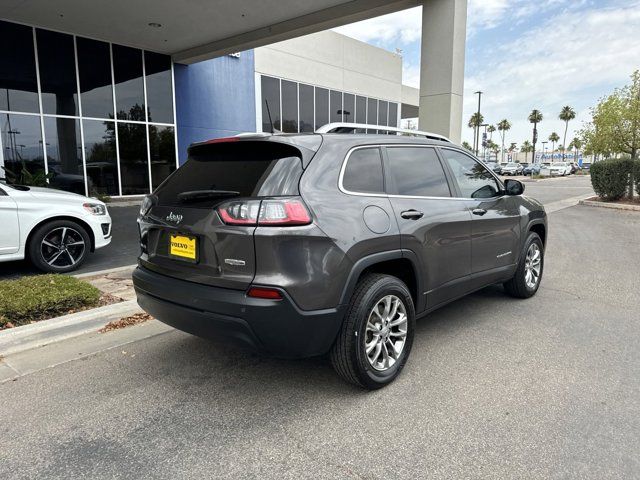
[2,176,639,479]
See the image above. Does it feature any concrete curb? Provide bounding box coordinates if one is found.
[74,264,136,279]
[0,300,142,356]
[579,199,640,212]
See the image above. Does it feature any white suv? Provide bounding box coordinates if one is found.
[0,181,112,272]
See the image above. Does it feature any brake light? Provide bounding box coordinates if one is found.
[247,287,283,300]
[217,198,312,226]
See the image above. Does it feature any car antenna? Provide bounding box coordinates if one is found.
[265,100,275,134]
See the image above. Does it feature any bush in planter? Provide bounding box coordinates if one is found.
[590,158,634,200]
[634,160,640,197]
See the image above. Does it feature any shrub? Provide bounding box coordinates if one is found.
[634,160,640,197]
[590,158,634,200]
[0,275,101,327]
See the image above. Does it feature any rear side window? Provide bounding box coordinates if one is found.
[342,148,384,194]
[386,147,450,197]
[155,141,303,207]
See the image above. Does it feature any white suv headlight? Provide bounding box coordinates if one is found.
[83,203,107,215]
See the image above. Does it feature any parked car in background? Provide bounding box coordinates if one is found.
[501,162,524,176]
[485,162,503,175]
[549,162,572,176]
[134,125,548,389]
[0,180,111,272]
[523,164,542,176]
[569,163,581,174]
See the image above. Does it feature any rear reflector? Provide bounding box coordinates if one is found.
[217,197,311,226]
[247,287,283,300]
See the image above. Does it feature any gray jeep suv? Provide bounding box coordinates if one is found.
[133,129,547,389]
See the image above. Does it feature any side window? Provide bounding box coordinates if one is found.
[342,148,384,194]
[440,149,501,199]
[386,147,450,197]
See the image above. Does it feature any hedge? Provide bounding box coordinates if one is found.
[0,274,101,327]
[590,158,635,200]
[635,160,640,197]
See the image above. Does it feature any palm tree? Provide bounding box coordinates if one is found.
[521,140,532,163]
[559,106,576,160]
[528,109,543,163]
[468,112,484,155]
[548,132,560,160]
[569,137,583,163]
[497,119,511,164]
[461,141,473,152]
[487,124,496,140]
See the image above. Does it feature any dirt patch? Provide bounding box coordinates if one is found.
[99,313,153,333]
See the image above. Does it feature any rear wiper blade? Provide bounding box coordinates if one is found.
[177,190,240,202]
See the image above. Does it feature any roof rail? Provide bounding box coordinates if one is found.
[315,122,451,143]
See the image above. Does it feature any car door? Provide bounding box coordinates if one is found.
[0,185,20,254]
[439,147,520,287]
[383,145,472,310]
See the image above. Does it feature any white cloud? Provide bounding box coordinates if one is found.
[462,1,640,146]
[333,7,422,45]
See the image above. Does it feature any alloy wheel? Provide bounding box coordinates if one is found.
[364,295,408,371]
[524,243,542,289]
[40,227,86,268]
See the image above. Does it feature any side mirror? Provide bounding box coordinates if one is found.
[504,178,524,196]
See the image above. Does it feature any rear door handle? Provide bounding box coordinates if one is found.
[472,208,487,216]
[401,209,424,220]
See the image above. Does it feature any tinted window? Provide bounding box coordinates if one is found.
[36,29,78,116]
[343,93,355,124]
[43,117,85,194]
[388,103,398,128]
[378,100,388,127]
[386,147,450,197]
[342,148,384,194]
[355,96,366,124]
[440,149,501,199]
[315,88,328,130]
[281,80,298,133]
[299,83,314,133]
[83,119,118,196]
[366,98,377,133]
[77,38,113,119]
[330,90,342,123]
[144,51,173,124]
[1,113,44,182]
[156,142,303,207]
[118,122,149,194]
[261,76,280,132]
[149,124,176,189]
[113,45,145,121]
[0,21,39,113]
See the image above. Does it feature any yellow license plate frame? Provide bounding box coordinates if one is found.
[169,233,198,262]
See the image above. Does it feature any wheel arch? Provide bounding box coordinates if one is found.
[26,216,96,253]
[339,249,424,313]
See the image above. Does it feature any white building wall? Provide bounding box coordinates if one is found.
[254,30,403,104]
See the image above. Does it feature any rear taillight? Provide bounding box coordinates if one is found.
[217,197,312,226]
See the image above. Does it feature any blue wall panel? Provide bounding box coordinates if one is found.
[174,51,256,164]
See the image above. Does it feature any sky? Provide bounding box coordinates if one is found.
[334,0,640,150]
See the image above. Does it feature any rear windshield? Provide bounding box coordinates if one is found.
[155,141,303,207]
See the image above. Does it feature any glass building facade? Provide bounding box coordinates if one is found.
[260,75,399,134]
[0,20,177,196]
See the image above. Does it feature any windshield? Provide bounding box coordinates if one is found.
[506,163,518,167]
[552,162,566,167]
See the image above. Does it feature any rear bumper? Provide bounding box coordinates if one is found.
[133,266,346,359]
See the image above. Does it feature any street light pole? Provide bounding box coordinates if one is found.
[541,141,548,163]
[474,91,482,156]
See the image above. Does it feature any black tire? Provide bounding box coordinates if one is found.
[330,274,415,390]
[28,220,91,273]
[503,232,544,298]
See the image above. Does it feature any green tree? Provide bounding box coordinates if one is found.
[569,137,583,162]
[468,112,484,155]
[461,141,473,152]
[528,109,543,163]
[548,132,560,158]
[521,140,533,163]
[497,119,511,164]
[559,105,576,160]
[487,124,496,140]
